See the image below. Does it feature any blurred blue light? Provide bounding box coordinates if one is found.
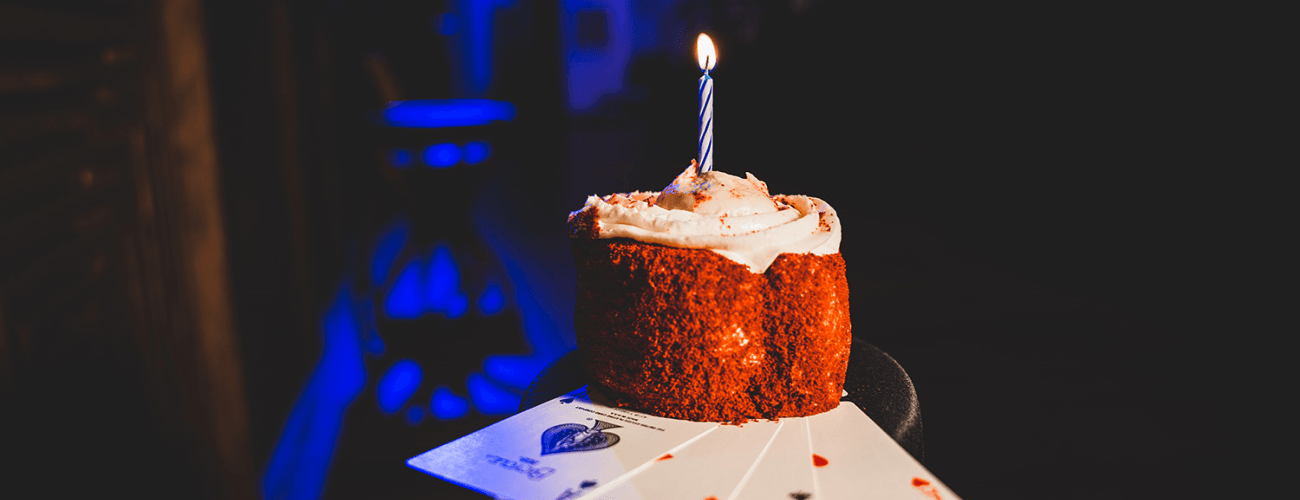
[561,1,631,111]
[371,222,408,286]
[435,13,461,35]
[377,360,423,414]
[484,355,548,390]
[424,143,461,168]
[446,293,469,319]
[427,245,459,312]
[451,0,517,96]
[467,373,520,415]
[475,212,573,359]
[431,386,471,420]
[384,99,515,128]
[359,297,383,357]
[263,283,366,500]
[405,406,424,425]
[388,149,412,168]
[496,241,571,357]
[478,284,505,314]
[384,259,425,319]
[319,289,368,399]
[462,141,490,164]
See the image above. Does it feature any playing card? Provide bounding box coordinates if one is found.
[807,402,960,500]
[586,419,782,500]
[407,386,718,500]
[730,417,818,500]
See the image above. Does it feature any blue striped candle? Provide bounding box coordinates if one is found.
[697,34,716,173]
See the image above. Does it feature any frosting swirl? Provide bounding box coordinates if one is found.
[567,161,841,273]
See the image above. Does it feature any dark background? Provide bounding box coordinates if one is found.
[2,0,1264,499]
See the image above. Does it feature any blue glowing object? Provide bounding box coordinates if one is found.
[263,284,366,500]
[463,141,490,164]
[424,143,462,168]
[431,386,471,420]
[388,149,412,168]
[384,259,426,319]
[319,288,368,398]
[446,293,469,319]
[385,245,470,319]
[377,360,423,414]
[467,372,520,415]
[478,284,505,314]
[371,222,408,286]
[384,99,515,128]
[427,245,460,312]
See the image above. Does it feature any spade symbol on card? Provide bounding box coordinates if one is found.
[541,420,622,455]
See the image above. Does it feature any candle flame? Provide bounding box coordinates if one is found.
[696,34,717,72]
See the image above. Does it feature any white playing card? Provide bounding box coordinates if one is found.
[586,419,782,500]
[730,417,818,500]
[407,386,718,500]
[807,402,960,500]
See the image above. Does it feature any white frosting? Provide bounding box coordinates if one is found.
[569,162,841,273]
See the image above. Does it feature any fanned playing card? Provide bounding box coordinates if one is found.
[585,419,782,499]
[407,386,717,500]
[807,402,961,500]
[729,416,818,500]
[409,388,960,500]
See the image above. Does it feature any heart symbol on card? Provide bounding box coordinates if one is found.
[540,420,622,455]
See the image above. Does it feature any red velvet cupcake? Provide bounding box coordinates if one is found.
[567,162,850,423]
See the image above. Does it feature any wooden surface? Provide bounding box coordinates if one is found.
[1,1,255,497]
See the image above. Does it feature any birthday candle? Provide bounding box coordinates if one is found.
[697,34,716,173]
